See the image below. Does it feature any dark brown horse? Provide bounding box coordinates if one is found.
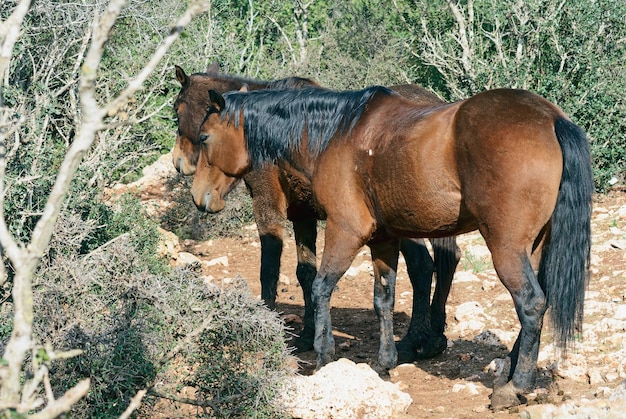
[193,86,592,408]
[173,65,460,361]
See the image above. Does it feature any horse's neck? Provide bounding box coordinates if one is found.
[245,128,317,181]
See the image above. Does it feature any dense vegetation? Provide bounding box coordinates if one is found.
[1,0,624,416]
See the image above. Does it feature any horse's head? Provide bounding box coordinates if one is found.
[173,65,208,175]
[173,63,243,175]
[190,89,249,213]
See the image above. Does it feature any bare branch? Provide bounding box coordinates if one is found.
[267,14,296,65]
[29,379,90,419]
[118,389,148,419]
[105,1,212,117]
[0,0,32,77]
[447,0,477,89]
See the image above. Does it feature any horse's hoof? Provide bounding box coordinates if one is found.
[490,382,523,410]
[377,351,398,371]
[372,362,392,376]
[396,347,417,364]
[291,333,314,353]
[414,335,447,359]
[316,353,334,369]
[396,334,447,363]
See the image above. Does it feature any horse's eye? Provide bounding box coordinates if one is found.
[199,134,209,142]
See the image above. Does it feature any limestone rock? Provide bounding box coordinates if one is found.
[279,358,412,419]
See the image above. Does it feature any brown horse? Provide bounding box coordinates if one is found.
[173,65,460,361]
[193,86,592,408]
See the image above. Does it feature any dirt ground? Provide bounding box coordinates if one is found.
[173,191,626,418]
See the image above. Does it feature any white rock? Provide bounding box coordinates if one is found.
[452,383,465,393]
[454,301,487,322]
[454,271,480,283]
[345,266,360,277]
[279,358,412,419]
[609,239,626,250]
[345,262,373,277]
[487,357,509,378]
[589,369,606,386]
[279,273,291,285]
[157,227,180,260]
[467,244,491,259]
[466,382,480,395]
[455,320,486,335]
[609,380,626,401]
[615,305,626,320]
[175,251,200,266]
[205,255,229,267]
[548,353,589,382]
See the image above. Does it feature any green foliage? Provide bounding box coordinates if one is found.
[461,250,492,274]
[84,192,168,273]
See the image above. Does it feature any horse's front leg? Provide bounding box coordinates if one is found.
[369,239,400,370]
[244,172,287,310]
[290,216,318,351]
[313,221,368,368]
[429,236,460,335]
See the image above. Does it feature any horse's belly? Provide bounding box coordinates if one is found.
[375,189,475,238]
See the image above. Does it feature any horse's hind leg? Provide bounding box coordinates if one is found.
[396,238,436,363]
[397,236,459,362]
[291,217,318,352]
[369,240,400,370]
[430,236,460,339]
[489,249,546,409]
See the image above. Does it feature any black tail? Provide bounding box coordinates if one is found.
[539,118,593,349]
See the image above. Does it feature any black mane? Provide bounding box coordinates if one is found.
[221,86,394,168]
[195,71,317,90]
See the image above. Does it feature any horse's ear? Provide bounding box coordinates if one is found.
[239,83,249,93]
[208,89,226,111]
[207,60,220,73]
[175,65,189,88]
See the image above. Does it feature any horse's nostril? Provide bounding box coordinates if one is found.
[203,192,212,213]
[175,157,183,172]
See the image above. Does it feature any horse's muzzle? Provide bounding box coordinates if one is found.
[193,191,224,214]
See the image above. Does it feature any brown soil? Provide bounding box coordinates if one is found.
[175,191,626,418]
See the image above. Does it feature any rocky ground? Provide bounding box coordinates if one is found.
[127,154,626,418]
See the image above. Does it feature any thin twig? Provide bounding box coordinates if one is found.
[119,389,147,419]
